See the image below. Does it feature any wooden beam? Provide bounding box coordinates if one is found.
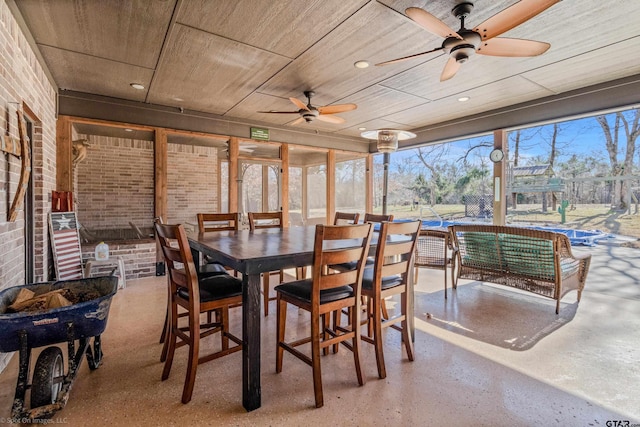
[327,150,336,225]
[56,116,73,192]
[262,165,269,211]
[493,129,507,226]
[302,166,308,222]
[154,128,168,222]
[228,137,239,213]
[280,144,289,228]
[365,154,373,213]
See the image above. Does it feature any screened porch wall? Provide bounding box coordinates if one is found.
[167,143,219,225]
[74,134,154,232]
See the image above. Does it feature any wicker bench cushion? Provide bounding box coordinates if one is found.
[498,234,555,280]
[460,232,501,270]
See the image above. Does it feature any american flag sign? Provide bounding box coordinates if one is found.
[49,212,84,280]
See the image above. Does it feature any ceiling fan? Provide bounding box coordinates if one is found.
[259,91,357,125]
[376,0,559,81]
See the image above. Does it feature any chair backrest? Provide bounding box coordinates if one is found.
[334,211,360,225]
[364,213,394,223]
[154,222,199,304]
[248,211,283,231]
[371,220,420,287]
[415,229,449,269]
[311,223,373,302]
[197,213,240,233]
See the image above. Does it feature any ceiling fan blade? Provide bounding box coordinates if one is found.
[257,110,300,114]
[289,97,310,111]
[477,37,550,57]
[318,103,357,115]
[316,114,345,124]
[440,57,461,82]
[376,46,444,66]
[406,7,462,39]
[473,0,560,40]
[290,116,305,126]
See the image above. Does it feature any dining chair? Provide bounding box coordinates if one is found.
[275,223,373,408]
[156,216,228,360]
[196,213,240,276]
[248,211,285,316]
[414,228,454,298]
[295,211,360,281]
[155,222,243,404]
[361,219,420,379]
[363,212,394,223]
[334,211,360,225]
[331,212,394,319]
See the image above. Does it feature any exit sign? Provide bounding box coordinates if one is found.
[250,127,270,141]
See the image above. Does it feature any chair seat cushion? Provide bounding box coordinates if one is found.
[275,279,353,304]
[199,261,230,276]
[178,273,242,302]
[361,267,402,291]
[330,257,374,272]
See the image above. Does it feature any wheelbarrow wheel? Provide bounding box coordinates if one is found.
[31,346,64,409]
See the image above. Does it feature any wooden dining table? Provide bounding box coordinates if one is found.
[188,225,415,412]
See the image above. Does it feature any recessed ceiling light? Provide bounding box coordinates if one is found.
[358,127,366,131]
[130,83,145,90]
[354,60,370,69]
[124,128,133,132]
[458,96,470,102]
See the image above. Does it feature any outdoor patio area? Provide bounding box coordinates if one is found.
[0,242,637,425]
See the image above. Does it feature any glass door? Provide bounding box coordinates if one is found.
[238,160,281,220]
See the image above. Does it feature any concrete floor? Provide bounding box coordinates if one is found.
[1,244,638,426]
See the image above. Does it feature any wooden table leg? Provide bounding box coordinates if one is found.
[408,259,415,342]
[243,272,262,411]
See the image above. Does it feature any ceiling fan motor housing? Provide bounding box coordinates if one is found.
[444,30,481,63]
[302,109,319,122]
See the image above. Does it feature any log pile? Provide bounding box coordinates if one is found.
[7,287,101,313]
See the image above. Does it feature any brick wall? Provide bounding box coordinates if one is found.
[75,135,155,231]
[69,139,221,280]
[81,240,157,281]
[167,143,219,224]
[0,2,58,371]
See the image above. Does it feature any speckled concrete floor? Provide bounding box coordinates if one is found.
[1,244,638,426]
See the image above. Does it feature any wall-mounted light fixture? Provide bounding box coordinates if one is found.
[360,129,416,153]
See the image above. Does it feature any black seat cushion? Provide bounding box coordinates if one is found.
[330,257,374,272]
[199,261,230,276]
[177,273,242,302]
[361,267,402,291]
[275,279,353,304]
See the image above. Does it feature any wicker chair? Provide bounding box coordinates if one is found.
[414,229,455,298]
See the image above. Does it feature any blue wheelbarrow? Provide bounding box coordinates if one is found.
[0,276,118,420]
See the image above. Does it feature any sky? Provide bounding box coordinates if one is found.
[379,106,639,170]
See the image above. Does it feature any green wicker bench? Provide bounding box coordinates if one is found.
[449,225,592,314]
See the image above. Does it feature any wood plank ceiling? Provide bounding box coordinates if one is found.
[13,0,640,149]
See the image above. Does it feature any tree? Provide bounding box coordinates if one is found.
[595,109,640,210]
